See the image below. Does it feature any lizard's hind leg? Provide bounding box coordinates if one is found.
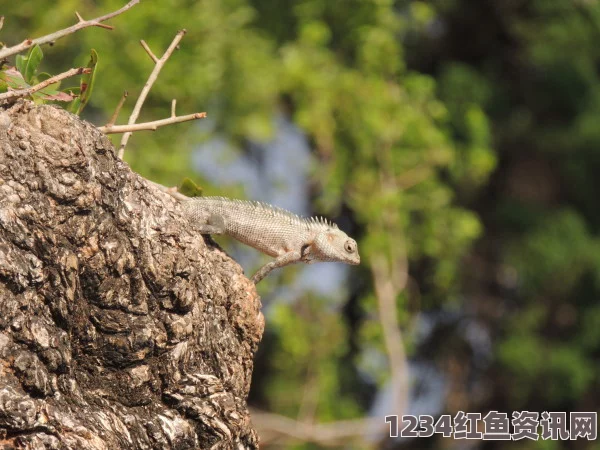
[197,213,227,235]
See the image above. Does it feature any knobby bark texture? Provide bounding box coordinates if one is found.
[0,101,264,449]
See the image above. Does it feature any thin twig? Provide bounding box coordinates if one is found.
[106,91,128,127]
[99,112,206,133]
[171,99,176,117]
[117,29,187,159]
[145,179,189,202]
[140,40,158,63]
[0,67,91,101]
[0,0,139,60]
[0,16,5,33]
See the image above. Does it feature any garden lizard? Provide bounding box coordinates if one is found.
[176,195,360,284]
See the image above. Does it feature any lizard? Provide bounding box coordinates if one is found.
[169,193,360,284]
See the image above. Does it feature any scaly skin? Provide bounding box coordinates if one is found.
[179,197,360,283]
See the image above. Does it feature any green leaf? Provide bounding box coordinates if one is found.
[24,45,43,84]
[69,49,98,115]
[178,178,203,197]
[15,44,43,84]
[0,67,29,92]
[15,54,26,76]
[34,87,74,102]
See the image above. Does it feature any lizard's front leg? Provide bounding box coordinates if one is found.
[251,251,302,284]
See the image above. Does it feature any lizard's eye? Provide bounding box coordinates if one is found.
[344,240,355,253]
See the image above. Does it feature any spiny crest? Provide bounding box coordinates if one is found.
[204,196,338,230]
[308,215,338,229]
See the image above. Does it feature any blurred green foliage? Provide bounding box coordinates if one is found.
[3,0,600,448]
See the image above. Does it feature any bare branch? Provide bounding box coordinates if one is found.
[106,91,129,127]
[368,141,410,429]
[118,29,187,159]
[251,409,385,446]
[296,358,319,424]
[0,16,5,32]
[371,255,409,417]
[75,11,114,30]
[171,99,177,117]
[0,0,139,60]
[99,112,206,134]
[397,165,433,190]
[0,67,91,102]
[140,40,159,63]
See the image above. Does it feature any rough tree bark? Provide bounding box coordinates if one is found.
[0,101,264,449]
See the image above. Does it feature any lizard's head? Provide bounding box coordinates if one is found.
[311,229,360,265]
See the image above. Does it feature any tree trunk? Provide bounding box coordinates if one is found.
[0,101,264,449]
